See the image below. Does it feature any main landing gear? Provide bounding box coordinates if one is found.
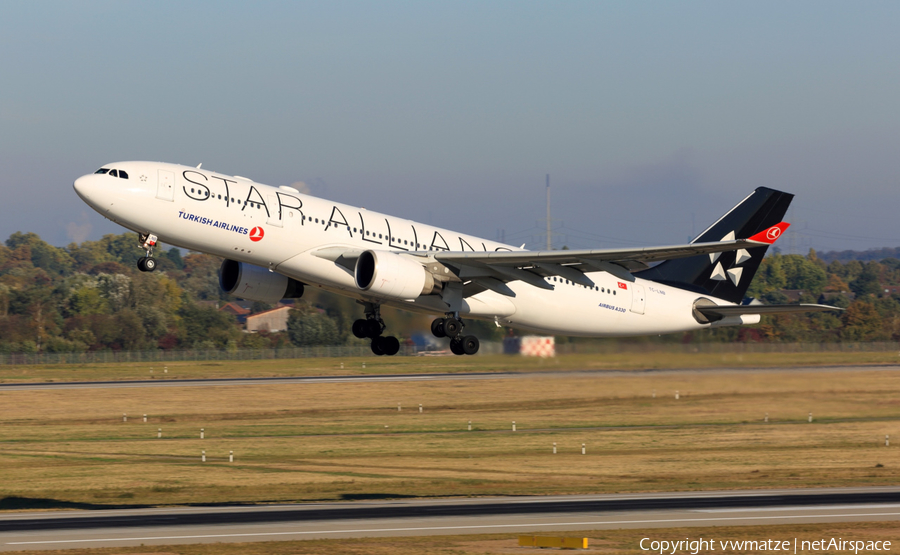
[431,314,479,355]
[352,302,401,356]
[136,233,158,272]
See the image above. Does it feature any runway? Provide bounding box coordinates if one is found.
[2,365,898,391]
[3,487,900,551]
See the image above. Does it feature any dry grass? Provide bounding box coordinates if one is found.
[1,349,899,384]
[3,368,900,508]
[9,522,900,555]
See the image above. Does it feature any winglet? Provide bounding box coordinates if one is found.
[748,222,790,244]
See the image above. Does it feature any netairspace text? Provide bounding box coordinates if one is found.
[640,537,891,554]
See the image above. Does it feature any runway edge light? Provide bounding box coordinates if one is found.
[518,535,588,549]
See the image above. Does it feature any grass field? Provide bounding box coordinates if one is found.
[3,366,900,509]
[1,349,899,384]
[9,522,900,555]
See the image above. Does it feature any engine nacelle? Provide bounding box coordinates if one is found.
[354,250,437,300]
[219,260,304,304]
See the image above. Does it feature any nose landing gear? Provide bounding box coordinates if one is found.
[136,233,159,272]
[353,302,401,356]
[431,314,480,355]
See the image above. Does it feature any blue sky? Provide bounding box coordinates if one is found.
[2,1,899,253]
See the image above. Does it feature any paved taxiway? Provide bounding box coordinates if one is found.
[2,488,900,551]
[2,365,898,391]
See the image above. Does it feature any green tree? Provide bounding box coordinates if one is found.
[5,232,74,276]
[287,308,339,346]
[177,300,240,348]
[181,254,225,301]
[163,248,185,270]
[68,287,108,316]
[850,262,882,298]
[780,255,828,294]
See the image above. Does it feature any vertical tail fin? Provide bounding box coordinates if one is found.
[636,187,793,304]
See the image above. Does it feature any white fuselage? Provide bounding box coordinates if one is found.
[74,161,749,337]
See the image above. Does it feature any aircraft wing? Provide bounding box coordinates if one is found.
[311,224,787,298]
[696,303,843,319]
[436,238,768,268]
[433,237,771,293]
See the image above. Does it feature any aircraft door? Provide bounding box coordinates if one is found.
[157,170,174,201]
[266,195,283,227]
[630,283,645,315]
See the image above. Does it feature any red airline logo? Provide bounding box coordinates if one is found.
[617,282,628,290]
[748,222,790,245]
[249,226,264,242]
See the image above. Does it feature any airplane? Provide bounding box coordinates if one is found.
[73,162,839,356]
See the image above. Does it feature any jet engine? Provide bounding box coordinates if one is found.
[354,250,438,300]
[219,260,304,304]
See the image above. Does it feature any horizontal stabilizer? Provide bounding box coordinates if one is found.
[697,303,842,319]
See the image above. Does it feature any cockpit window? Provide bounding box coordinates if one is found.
[93,167,128,178]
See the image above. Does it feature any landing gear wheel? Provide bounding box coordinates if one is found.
[382,336,400,356]
[431,318,446,338]
[461,335,480,355]
[449,338,465,356]
[136,257,147,272]
[371,338,386,356]
[143,257,157,272]
[364,319,382,339]
[352,319,369,339]
[443,318,462,338]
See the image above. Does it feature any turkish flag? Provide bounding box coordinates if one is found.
[617,282,627,290]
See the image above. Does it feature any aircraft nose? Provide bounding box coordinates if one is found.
[73,175,95,201]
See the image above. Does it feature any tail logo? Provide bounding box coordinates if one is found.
[748,222,790,245]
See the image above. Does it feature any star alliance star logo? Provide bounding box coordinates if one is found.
[709,230,751,286]
[140,175,148,182]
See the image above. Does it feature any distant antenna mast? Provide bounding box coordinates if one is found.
[546,174,551,250]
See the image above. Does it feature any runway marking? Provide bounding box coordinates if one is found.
[9,511,900,545]
[698,503,900,513]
